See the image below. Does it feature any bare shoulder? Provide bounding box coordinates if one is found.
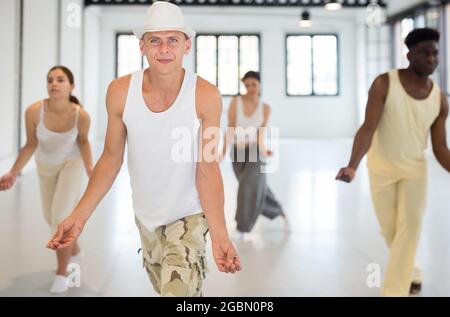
[196,76,221,100]
[196,76,222,118]
[106,74,132,115]
[371,73,389,93]
[108,74,132,97]
[25,101,43,123]
[26,100,42,113]
[77,106,91,125]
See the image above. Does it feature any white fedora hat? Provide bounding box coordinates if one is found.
[133,1,195,40]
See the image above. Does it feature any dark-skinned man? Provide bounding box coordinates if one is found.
[336,28,450,297]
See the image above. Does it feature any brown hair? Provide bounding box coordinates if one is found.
[242,71,260,82]
[47,66,82,107]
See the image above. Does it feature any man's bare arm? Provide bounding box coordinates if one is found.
[72,77,129,222]
[431,93,450,173]
[196,78,241,273]
[196,78,228,242]
[336,73,389,182]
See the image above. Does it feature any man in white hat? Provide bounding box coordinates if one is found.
[47,1,241,297]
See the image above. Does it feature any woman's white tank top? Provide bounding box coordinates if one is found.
[35,101,81,165]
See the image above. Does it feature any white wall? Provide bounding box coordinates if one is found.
[22,0,86,143]
[0,0,20,173]
[83,6,101,141]
[61,0,99,140]
[21,0,59,146]
[354,8,391,126]
[355,21,368,126]
[60,0,83,98]
[15,0,59,173]
[94,6,367,139]
[1,0,86,173]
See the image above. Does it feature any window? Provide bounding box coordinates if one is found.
[415,14,426,28]
[425,7,441,29]
[195,34,260,96]
[399,18,415,68]
[423,7,443,91]
[116,33,148,78]
[286,34,339,96]
[366,24,392,91]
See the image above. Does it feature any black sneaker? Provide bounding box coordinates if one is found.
[410,282,422,295]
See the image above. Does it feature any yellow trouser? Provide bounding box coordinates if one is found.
[369,171,427,297]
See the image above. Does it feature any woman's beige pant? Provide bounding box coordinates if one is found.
[36,157,86,234]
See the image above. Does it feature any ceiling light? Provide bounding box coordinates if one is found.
[325,0,342,11]
[298,10,312,28]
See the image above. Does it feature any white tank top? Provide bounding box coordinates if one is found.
[123,69,202,231]
[234,96,264,147]
[35,100,81,165]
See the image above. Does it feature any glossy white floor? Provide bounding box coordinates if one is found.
[1,139,450,297]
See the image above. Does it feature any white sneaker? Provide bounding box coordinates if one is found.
[70,250,84,263]
[50,275,69,294]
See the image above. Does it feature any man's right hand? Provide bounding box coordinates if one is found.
[212,239,242,274]
[0,172,18,191]
[335,167,356,183]
[47,213,86,250]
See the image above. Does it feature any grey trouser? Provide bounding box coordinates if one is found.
[231,144,283,232]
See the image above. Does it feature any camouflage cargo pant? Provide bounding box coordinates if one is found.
[135,213,209,297]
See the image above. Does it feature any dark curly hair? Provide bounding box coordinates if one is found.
[405,28,440,50]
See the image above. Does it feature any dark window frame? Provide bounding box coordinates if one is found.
[194,33,261,97]
[115,32,146,78]
[285,33,340,97]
